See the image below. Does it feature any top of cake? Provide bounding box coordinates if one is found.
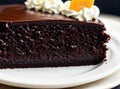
[0,0,100,23]
[0,5,76,22]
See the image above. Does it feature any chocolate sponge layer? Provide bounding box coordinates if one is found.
[0,20,109,68]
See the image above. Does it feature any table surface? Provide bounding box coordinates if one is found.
[0,84,119,89]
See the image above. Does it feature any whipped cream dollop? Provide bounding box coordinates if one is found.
[60,1,100,21]
[25,0,100,21]
[25,0,63,14]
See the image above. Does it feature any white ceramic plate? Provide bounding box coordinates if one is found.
[0,15,120,89]
[0,70,120,89]
[73,70,120,89]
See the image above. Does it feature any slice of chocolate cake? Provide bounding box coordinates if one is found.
[0,4,110,68]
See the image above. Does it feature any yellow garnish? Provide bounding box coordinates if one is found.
[70,0,95,12]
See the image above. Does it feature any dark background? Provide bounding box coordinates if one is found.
[0,0,120,16]
[0,0,120,89]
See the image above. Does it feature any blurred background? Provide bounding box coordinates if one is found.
[0,0,120,16]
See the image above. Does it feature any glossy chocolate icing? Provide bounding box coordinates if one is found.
[0,4,77,22]
[0,4,102,24]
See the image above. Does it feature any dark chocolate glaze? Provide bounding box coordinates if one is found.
[0,5,110,68]
[0,4,102,24]
[0,4,76,22]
